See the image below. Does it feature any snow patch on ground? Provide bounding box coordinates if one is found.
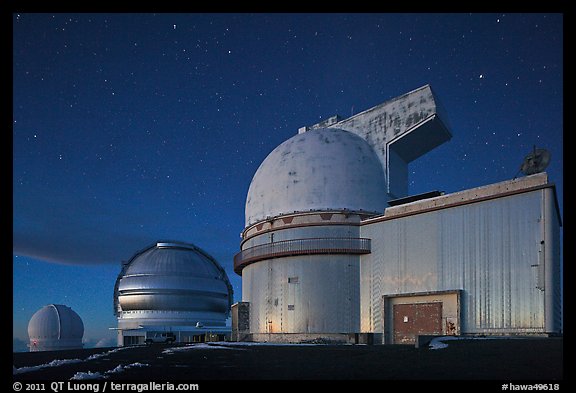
[429,336,529,350]
[86,346,129,361]
[13,347,132,375]
[13,358,83,374]
[161,341,331,351]
[162,343,238,354]
[70,371,104,380]
[104,362,150,376]
[216,341,329,347]
[428,336,464,350]
[67,363,150,380]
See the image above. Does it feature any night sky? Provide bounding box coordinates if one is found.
[12,13,563,351]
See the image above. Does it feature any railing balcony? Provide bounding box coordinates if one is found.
[234,237,371,274]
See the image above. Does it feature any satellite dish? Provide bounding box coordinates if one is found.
[520,146,551,176]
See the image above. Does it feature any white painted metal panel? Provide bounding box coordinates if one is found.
[242,254,360,334]
[361,189,558,334]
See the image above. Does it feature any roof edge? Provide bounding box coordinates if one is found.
[362,173,554,225]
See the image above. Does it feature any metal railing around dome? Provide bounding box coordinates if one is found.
[233,237,371,274]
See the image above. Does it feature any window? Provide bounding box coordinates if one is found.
[288,276,299,284]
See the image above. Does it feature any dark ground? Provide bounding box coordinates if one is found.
[13,338,563,381]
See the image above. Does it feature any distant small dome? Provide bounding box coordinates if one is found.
[28,304,84,352]
[245,128,388,226]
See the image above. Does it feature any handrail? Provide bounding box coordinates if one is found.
[234,237,371,274]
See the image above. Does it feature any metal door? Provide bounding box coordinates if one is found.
[393,302,443,344]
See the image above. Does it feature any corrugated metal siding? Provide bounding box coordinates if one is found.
[242,254,360,334]
[361,190,552,334]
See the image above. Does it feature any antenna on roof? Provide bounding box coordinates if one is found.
[514,145,551,179]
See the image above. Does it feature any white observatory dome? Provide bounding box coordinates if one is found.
[27,304,84,352]
[245,128,388,226]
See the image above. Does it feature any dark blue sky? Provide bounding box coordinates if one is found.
[13,13,563,350]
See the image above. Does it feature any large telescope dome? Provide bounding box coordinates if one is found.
[115,241,233,316]
[245,128,388,227]
[114,241,233,346]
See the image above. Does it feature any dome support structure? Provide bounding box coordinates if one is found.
[300,84,452,199]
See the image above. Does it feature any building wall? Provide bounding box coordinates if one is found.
[242,224,361,250]
[360,188,560,336]
[242,253,360,334]
[543,187,562,332]
[241,211,364,241]
[231,302,250,341]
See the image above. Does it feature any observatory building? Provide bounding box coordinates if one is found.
[232,84,562,344]
[114,241,233,346]
[28,304,84,352]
